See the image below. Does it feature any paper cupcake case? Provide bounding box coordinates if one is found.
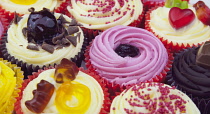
[0,33,89,79]
[15,67,111,114]
[145,4,204,53]
[54,0,69,14]
[0,58,24,114]
[141,0,164,12]
[85,41,173,100]
[166,70,210,114]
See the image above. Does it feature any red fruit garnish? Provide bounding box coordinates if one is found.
[169,7,195,29]
[193,1,210,26]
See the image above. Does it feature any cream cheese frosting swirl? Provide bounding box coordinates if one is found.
[89,25,168,85]
[148,5,210,46]
[110,82,200,114]
[21,69,104,114]
[67,0,143,30]
[0,0,63,14]
[6,13,84,67]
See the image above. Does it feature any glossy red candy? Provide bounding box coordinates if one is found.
[169,7,195,29]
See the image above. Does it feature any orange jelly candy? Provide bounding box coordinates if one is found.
[55,81,91,114]
[10,0,37,5]
[54,58,79,83]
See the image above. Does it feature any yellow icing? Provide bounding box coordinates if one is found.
[55,81,91,114]
[0,61,16,113]
[10,0,37,5]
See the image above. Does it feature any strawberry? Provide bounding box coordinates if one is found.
[193,1,210,26]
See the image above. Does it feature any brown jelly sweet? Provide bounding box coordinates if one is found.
[25,80,55,113]
[54,58,79,83]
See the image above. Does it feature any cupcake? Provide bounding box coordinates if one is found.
[145,0,210,52]
[85,25,173,98]
[110,82,200,114]
[15,58,110,114]
[166,41,210,114]
[0,0,66,22]
[0,12,9,37]
[0,58,24,113]
[66,0,145,40]
[0,8,88,78]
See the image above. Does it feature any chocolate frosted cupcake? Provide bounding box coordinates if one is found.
[1,8,88,78]
[0,0,66,22]
[166,41,210,114]
[110,82,200,114]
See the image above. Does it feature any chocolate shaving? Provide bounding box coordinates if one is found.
[52,32,65,44]
[13,12,23,24]
[22,27,28,37]
[69,19,78,26]
[27,44,39,51]
[28,7,35,12]
[54,40,62,45]
[67,26,79,35]
[58,15,70,24]
[77,32,81,43]
[42,43,54,53]
[56,45,64,50]
[66,35,77,47]
[25,80,55,113]
[61,38,70,46]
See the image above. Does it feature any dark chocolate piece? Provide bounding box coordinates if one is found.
[13,12,23,24]
[25,80,55,113]
[196,41,210,69]
[28,7,35,12]
[66,35,77,47]
[42,43,54,53]
[67,26,79,35]
[27,45,39,51]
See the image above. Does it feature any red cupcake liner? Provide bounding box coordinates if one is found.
[141,0,165,12]
[54,0,69,14]
[85,41,173,100]
[145,4,204,53]
[0,12,9,35]
[65,0,145,41]
[15,67,111,114]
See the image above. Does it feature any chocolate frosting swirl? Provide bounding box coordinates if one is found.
[171,47,210,98]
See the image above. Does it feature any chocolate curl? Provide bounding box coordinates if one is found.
[54,58,79,83]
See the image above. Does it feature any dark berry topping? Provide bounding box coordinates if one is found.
[26,8,58,44]
[114,44,140,58]
[21,8,82,53]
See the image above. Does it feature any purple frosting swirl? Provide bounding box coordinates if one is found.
[89,25,168,85]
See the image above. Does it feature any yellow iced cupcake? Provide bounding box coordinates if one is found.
[0,58,24,113]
